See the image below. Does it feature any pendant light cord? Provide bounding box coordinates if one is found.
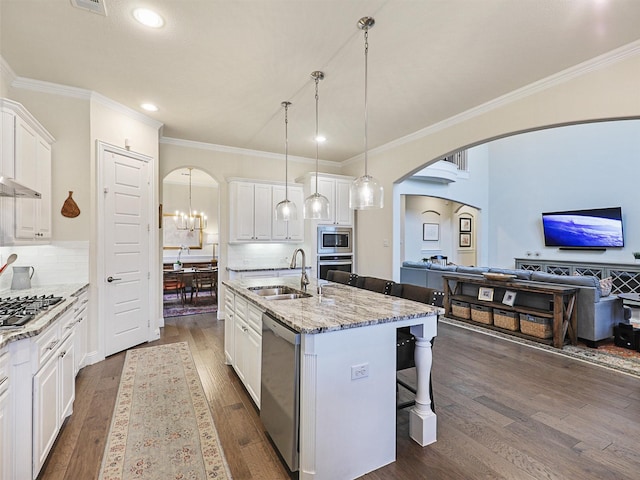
[315,76,320,194]
[284,102,290,201]
[363,27,369,177]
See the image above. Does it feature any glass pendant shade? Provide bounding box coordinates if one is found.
[350,16,384,210]
[275,198,297,221]
[275,100,297,222]
[303,192,330,220]
[349,174,383,209]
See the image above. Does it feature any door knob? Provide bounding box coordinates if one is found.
[107,276,121,283]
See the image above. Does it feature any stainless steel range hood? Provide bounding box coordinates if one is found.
[0,176,41,199]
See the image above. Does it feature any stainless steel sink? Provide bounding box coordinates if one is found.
[248,285,312,300]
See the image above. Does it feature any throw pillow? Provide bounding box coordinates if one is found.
[599,276,613,297]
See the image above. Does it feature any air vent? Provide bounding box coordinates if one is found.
[71,0,107,16]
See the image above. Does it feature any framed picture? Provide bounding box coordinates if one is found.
[502,290,517,306]
[162,214,203,249]
[459,233,471,247]
[478,287,494,302]
[460,217,472,232]
[423,223,439,241]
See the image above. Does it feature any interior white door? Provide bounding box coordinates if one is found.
[102,146,151,357]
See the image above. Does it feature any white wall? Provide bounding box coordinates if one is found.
[486,119,640,266]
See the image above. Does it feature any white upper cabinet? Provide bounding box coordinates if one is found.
[0,99,54,245]
[229,180,304,243]
[272,184,303,241]
[299,173,354,226]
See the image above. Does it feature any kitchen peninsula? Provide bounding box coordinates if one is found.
[223,276,440,480]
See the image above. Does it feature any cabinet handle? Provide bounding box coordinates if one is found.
[242,326,248,332]
[0,376,7,388]
[59,350,66,358]
[65,324,74,330]
[47,339,60,351]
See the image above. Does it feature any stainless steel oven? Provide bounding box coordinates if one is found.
[317,226,352,255]
[317,255,353,280]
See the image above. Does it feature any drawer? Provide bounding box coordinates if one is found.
[247,303,263,333]
[225,291,234,311]
[235,296,248,321]
[58,308,77,337]
[73,294,89,321]
[34,323,60,369]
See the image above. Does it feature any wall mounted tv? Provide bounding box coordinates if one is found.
[541,207,624,249]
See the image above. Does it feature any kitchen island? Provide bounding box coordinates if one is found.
[223,276,440,480]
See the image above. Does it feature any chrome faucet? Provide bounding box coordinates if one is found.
[290,248,310,291]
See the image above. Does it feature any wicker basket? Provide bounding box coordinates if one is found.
[493,309,519,331]
[451,300,470,319]
[519,313,553,339]
[471,304,493,325]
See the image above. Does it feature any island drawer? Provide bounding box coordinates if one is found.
[34,323,60,369]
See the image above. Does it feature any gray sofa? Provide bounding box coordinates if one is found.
[401,261,627,345]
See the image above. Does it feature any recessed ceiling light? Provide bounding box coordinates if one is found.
[141,103,158,112]
[133,8,164,28]
[315,135,326,143]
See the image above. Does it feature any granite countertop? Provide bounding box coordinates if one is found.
[223,276,441,334]
[0,283,89,349]
[226,265,312,272]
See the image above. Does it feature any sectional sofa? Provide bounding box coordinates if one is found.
[401,261,628,345]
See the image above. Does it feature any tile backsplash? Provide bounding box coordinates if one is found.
[227,243,303,269]
[0,241,89,290]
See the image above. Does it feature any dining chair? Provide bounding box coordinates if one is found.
[163,271,186,305]
[193,268,217,304]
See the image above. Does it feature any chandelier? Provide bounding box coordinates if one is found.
[174,167,208,231]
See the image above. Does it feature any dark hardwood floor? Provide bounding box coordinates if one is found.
[38,314,640,480]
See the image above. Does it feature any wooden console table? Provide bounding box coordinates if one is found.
[443,274,578,348]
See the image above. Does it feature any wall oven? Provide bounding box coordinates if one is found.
[317,226,352,255]
[317,255,353,280]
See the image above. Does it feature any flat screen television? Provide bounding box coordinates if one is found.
[541,207,624,248]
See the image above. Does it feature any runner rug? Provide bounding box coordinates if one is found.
[441,317,640,378]
[99,342,232,480]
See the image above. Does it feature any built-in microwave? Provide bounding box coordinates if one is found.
[317,226,352,254]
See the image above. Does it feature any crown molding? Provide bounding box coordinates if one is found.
[342,39,640,167]
[9,75,163,130]
[160,136,335,167]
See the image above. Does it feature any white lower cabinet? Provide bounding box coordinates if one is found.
[72,291,89,373]
[8,302,78,480]
[0,348,10,480]
[224,290,235,365]
[229,295,263,408]
[33,328,74,477]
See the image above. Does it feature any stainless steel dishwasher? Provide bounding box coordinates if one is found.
[261,312,301,472]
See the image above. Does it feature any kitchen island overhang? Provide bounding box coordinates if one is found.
[223,277,440,480]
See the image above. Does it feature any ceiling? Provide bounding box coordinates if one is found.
[2,0,640,163]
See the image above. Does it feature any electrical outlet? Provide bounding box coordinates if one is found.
[383,239,389,247]
[351,363,369,380]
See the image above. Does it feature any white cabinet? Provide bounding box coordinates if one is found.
[224,290,235,365]
[229,180,305,243]
[229,181,272,241]
[0,99,54,244]
[244,304,263,405]
[299,173,353,225]
[0,349,10,480]
[272,185,304,241]
[72,290,89,374]
[228,295,263,408]
[32,314,75,478]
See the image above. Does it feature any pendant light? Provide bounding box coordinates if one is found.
[275,101,297,221]
[303,71,331,220]
[349,16,383,210]
[175,167,207,231]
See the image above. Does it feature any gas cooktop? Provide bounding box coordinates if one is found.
[0,294,64,329]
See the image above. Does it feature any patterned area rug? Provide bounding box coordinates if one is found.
[163,292,218,318]
[441,317,640,378]
[99,342,232,480]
